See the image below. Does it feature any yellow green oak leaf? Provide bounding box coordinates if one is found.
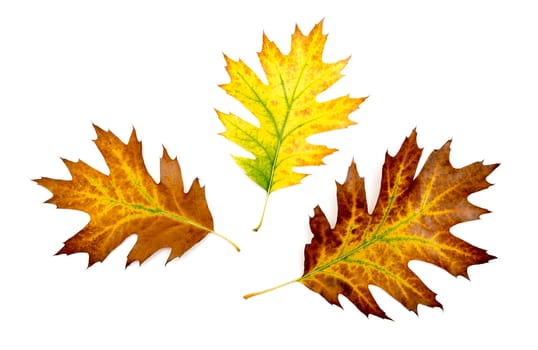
[217,20,366,231]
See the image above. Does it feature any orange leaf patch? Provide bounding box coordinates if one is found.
[35,125,238,267]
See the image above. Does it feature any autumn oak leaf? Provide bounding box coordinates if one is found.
[217,20,366,231]
[35,125,239,267]
[245,130,498,319]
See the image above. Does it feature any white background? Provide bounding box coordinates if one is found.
[1,1,536,348]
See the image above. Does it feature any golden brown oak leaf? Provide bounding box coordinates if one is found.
[245,130,498,319]
[35,125,238,267]
[217,20,366,230]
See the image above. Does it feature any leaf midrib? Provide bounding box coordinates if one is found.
[302,175,413,280]
[236,60,329,192]
[302,165,448,281]
[91,174,212,233]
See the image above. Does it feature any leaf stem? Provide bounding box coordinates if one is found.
[243,277,299,299]
[210,230,240,252]
[253,192,271,232]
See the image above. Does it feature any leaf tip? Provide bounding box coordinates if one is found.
[128,125,139,145]
[125,258,139,269]
[485,162,501,182]
[312,18,325,33]
[91,123,107,139]
[161,146,175,162]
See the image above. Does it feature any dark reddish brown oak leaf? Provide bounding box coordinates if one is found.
[245,129,498,319]
[35,125,238,267]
